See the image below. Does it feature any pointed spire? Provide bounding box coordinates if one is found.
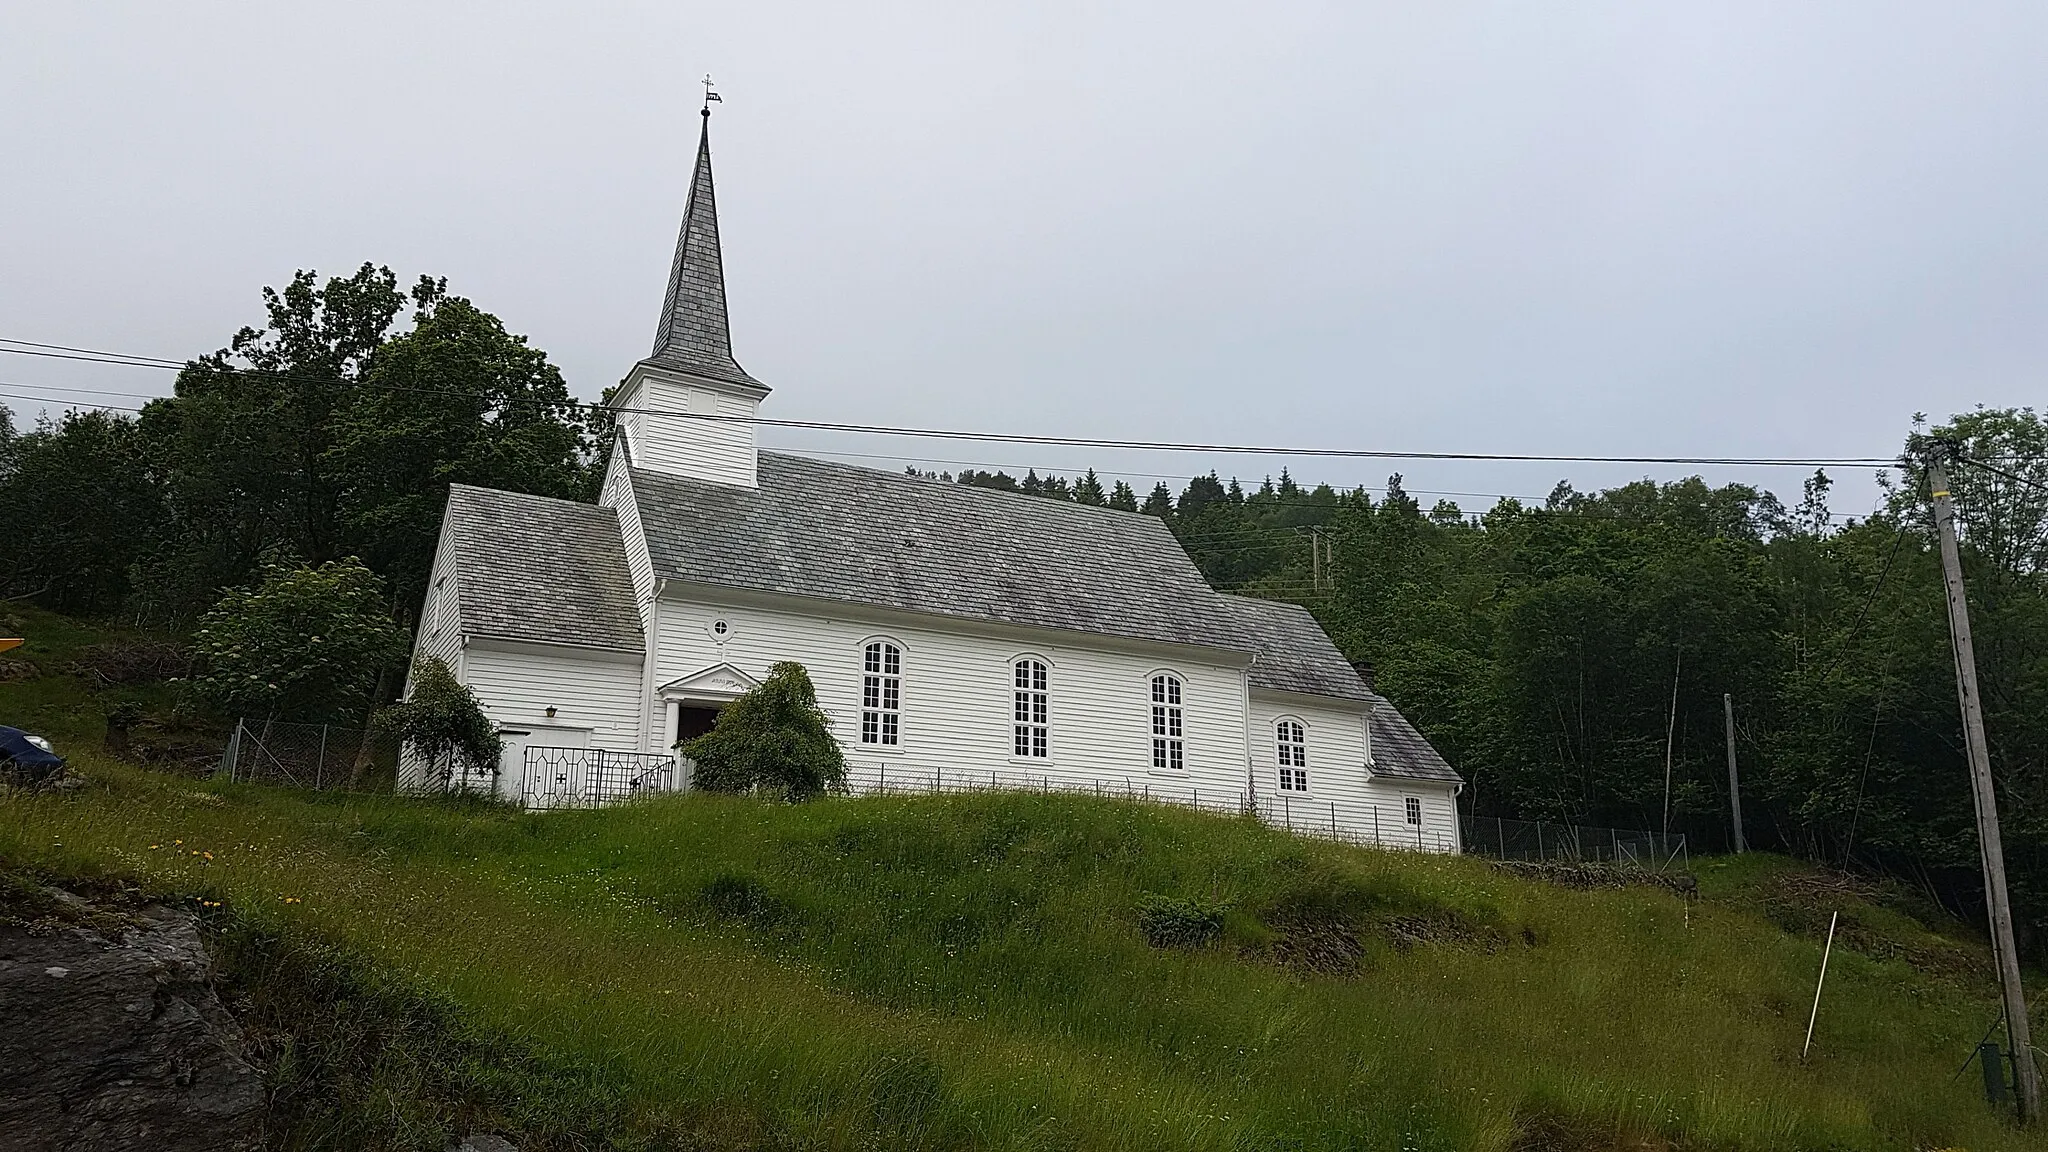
[646,104,764,391]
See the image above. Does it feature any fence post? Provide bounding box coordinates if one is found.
[221,720,242,781]
[1536,822,1544,861]
[1330,802,1338,836]
[315,724,328,790]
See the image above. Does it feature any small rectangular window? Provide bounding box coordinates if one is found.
[1404,796,1422,826]
[426,577,446,637]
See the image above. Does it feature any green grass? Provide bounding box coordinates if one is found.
[0,601,201,752]
[2,752,2037,1151]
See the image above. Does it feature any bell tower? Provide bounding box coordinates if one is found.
[612,93,767,487]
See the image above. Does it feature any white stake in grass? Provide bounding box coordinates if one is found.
[1802,911,1839,1061]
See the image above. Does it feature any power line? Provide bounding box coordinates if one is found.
[0,384,1886,526]
[0,336,1903,470]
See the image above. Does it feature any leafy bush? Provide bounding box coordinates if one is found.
[1136,893,1224,949]
[682,662,845,801]
[698,872,788,928]
[191,559,404,721]
[377,657,501,784]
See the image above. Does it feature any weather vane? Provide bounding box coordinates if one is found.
[701,74,723,113]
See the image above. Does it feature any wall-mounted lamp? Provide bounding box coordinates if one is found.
[544,706,557,719]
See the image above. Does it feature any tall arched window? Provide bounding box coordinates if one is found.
[1014,658,1049,758]
[1150,673,1184,772]
[1276,719,1308,792]
[861,641,902,745]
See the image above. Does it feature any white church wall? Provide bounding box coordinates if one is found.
[600,453,656,606]
[397,518,468,792]
[653,594,1256,803]
[617,371,759,488]
[463,641,644,756]
[1245,692,1453,852]
[1360,779,1462,853]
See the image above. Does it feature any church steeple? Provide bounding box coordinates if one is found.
[644,104,764,392]
[611,91,769,489]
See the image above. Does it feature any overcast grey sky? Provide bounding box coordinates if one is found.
[5,2,2045,515]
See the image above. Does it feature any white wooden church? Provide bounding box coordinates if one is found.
[401,107,1465,852]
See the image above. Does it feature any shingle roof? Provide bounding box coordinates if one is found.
[1212,595,1370,702]
[442,456,1461,786]
[446,485,644,652]
[1214,594,1460,785]
[631,453,1244,651]
[643,111,764,392]
[1367,703,1463,784]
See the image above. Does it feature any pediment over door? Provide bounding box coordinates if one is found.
[658,662,761,702]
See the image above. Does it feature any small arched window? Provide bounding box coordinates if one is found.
[1014,658,1049,758]
[861,641,902,745]
[1276,719,1308,792]
[1150,673,1184,772]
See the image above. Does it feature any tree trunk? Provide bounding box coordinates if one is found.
[349,663,397,786]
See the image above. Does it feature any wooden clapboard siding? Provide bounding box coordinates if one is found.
[654,595,1254,801]
[464,642,644,755]
[616,372,759,489]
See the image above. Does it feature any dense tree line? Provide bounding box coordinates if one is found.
[7,267,2047,954]
[922,412,2048,956]
[0,265,606,719]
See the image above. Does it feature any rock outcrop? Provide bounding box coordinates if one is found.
[0,892,263,1151]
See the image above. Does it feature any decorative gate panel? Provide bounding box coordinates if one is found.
[520,746,676,809]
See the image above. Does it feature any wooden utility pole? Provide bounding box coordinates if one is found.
[1723,693,1746,853]
[1662,649,1682,839]
[1928,458,2041,1121]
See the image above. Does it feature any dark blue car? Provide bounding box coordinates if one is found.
[0,725,65,784]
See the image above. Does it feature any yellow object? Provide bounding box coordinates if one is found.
[0,638,22,654]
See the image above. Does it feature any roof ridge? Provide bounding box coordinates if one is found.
[1216,591,1320,616]
[753,451,1177,529]
[448,483,613,514]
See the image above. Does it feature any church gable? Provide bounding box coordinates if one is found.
[658,662,761,700]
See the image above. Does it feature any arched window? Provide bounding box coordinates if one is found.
[1276,719,1308,792]
[1014,658,1049,758]
[861,641,902,745]
[1150,673,1184,772]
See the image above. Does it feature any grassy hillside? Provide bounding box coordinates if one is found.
[1,746,2036,1151]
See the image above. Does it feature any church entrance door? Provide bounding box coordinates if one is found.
[676,704,722,742]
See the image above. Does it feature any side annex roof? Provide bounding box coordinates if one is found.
[443,484,644,653]
[1212,594,1368,701]
[1215,594,1461,785]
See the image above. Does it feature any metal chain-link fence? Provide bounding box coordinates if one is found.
[1461,814,1689,872]
[217,718,399,791]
